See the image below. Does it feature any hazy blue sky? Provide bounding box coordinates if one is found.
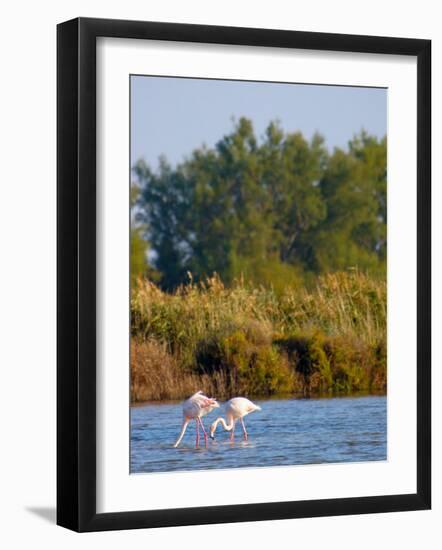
[131,75,387,170]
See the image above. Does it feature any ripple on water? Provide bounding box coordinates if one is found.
[130,395,387,474]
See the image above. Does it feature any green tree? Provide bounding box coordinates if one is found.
[130,183,159,285]
[133,120,386,290]
[259,123,328,270]
[312,132,387,276]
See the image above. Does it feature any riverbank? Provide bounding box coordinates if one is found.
[131,271,386,402]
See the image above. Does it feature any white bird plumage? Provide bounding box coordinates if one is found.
[210,397,261,442]
[173,391,220,448]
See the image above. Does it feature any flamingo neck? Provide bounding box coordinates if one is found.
[212,415,234,435]
[173,419,189,448]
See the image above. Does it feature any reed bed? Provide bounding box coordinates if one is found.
[131,271,386,402]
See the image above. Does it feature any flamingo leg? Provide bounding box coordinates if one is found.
[240,418,248,441]
[198,418,208,447]
[196,419,200,447]
[230,420,235,442]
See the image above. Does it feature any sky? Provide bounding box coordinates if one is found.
[131,75,387,171]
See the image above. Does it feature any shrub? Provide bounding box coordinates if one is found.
[275,331,387,396]
[275,331,332,395]
[324,336,370,393]
[220,331,295,396]
[130,271,387,401]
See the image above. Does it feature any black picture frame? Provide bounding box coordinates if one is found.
[57,17,431,532]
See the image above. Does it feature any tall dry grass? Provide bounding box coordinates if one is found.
[131,339,234,401]
[131,270,386,401]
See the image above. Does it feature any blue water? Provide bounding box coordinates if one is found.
[130,395,386,474]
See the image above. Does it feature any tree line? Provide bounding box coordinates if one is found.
[131,117,386,291]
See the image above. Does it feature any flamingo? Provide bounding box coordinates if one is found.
[210,397,261,442]
[173,391,220,448]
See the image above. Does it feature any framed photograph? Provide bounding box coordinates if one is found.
[57,17,431,532]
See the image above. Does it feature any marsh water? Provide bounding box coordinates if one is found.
[130,395,386,474]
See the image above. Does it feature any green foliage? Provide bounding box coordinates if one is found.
[130,183,160,286]
[133,119,386,290]
[275,330,386,396]
[313,133,387,275]
[130,227,148,283]
[131,271,386,400]
[130,121,388,400]
[275,331,333,394]
[213,330,294,396]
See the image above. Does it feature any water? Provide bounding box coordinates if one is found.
[130,395,386,474]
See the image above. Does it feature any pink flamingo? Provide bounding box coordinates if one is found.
[210,397,261,442]
[173,391,219,448]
